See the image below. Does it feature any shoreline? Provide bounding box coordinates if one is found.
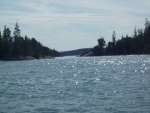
[2,56,54,61]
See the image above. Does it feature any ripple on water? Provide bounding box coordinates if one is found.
[0,55,150,112]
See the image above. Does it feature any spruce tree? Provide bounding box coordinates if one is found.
[112,31,116,54]
[0,30,2,59]
[13,22,23,57]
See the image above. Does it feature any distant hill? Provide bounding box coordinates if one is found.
[60,48,91,56]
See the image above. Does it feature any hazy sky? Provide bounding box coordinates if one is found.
[0,0,149,51]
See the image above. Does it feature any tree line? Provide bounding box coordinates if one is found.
[91,18,150,56]
[0,23,59,60]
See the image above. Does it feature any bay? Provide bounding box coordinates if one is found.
[0,55,150,113]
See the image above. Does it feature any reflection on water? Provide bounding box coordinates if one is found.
[0,55,150,113]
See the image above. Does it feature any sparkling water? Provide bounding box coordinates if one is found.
[0,55,150,113]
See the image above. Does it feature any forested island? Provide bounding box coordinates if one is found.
[0,23,59,60]
[83,18,150,56]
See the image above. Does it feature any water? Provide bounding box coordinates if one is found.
[0,55,150,113]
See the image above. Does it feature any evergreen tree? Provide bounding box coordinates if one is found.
[144,18,150,53]
[14,22,21,37]
[0,23,59,60]
[106,42,113,55]
[2,26,12,59]
[144,18,149,33]
[0,30,1,39]
[13,22,23,57]
[134,27,137,38]
[112,31,116,54]
[0,30,2,59]
[112,31,116,44]
[22,35,32,56]
[31,38,41,58]
[94,18,150,56]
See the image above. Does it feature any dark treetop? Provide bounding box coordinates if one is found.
[0,23,59,60]
[90,18,150,56]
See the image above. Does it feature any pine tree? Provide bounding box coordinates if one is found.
[2,26,12,59]
[112,31,116,44]
[13,22,23,57]
[22,35,32,56]
[134,27,137,38]
[14,22,21,37]
[0,30,2,59]
[112,31,116,54]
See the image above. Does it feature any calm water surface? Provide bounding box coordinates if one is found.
[0,55,150,113]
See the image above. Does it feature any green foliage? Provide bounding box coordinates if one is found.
[91,37,106,55]
[93,18,150,56]
[0,30,2,59]
[1,26,13,58]
[14,22,21,37]
[0,23,59,60]
[92,45,102,56]
[98,37,106,48]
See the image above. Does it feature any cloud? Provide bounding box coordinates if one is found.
[0,0,149,51]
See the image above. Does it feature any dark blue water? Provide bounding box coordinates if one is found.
[0,55,150,113]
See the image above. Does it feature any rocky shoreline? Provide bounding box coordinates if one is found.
[3,56,54,61]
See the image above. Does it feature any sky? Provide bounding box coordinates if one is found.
[0,0,150,51]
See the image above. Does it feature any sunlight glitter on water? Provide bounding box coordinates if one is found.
[0,55,150,113]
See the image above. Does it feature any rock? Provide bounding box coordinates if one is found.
[80,52,94,57]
